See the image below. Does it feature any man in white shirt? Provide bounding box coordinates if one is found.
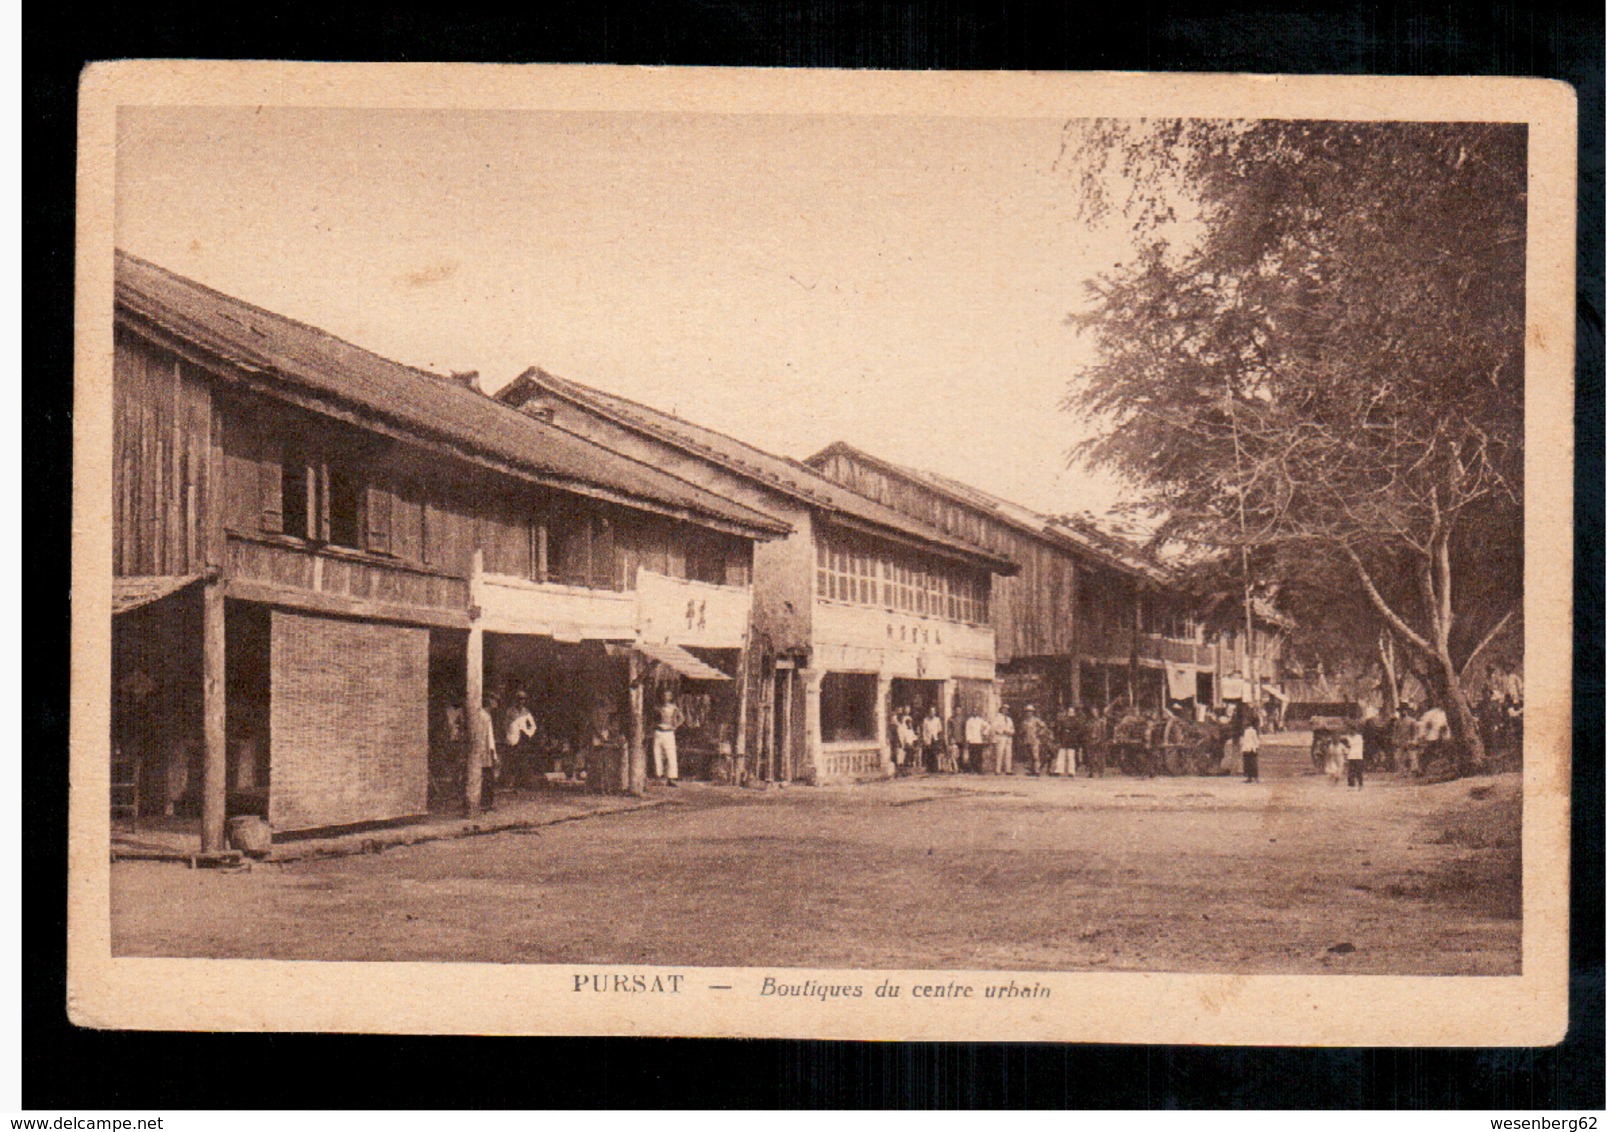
[919,707,945,774]
[1419,704,1451,770]
[964,711,990,773]
[503,690,537,787]
[990,706,1015,775]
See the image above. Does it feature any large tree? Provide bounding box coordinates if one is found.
[1065,119,1526,768]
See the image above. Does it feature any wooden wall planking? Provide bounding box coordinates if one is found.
[113,329,217,578]
[117,326,760,615]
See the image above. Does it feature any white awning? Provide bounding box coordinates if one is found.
[635,640,731,681]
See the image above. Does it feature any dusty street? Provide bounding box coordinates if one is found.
[111,735,1520,975]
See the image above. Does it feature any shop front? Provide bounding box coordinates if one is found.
[809,599,998,782]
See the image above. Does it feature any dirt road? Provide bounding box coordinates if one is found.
[111,735,1520,974]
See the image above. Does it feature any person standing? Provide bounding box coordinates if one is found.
[1053,707,1083,777]
[477,693,500,811]
[990,704,1016,775]
[653,688,685,786]
[1224,703,1246,777]
[1344,726,1366,788]
[503,690,538,788]
[1241,711,1261,783]
[941,710,962,774]
[1084,707,1108,778]
[1020,705,1052,777]
[1157,708,1185,777]
[964,709,990,774]
[1419,703,1450,771]
[1323,728,1346,785]
[919,706,944,774]
[893,707,917,774]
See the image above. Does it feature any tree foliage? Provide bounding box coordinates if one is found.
[1064,119,1527,764]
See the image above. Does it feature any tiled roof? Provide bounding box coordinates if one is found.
[805,441,1169,584]
[113,252,790,539]
[499,370,1019,575]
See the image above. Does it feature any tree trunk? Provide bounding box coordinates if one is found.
[1377,632,1400,715]
[1431,643,1487,774]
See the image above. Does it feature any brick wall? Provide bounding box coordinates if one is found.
[268,611,429,831]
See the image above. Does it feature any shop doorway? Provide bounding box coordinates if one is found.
[427,628,468,812]
[111,585,203,826]
[483,634,627,791]
[648,648,739,780]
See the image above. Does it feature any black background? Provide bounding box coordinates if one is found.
[28,1,1604,1110]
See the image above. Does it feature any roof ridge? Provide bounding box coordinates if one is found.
[532,413,791,533]
[541,373,837,505]
[528,374,1014,569]
[114,253,789,539]
[115,249,448,384]
[808,439,1171,583]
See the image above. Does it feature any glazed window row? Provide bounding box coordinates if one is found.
[814,534,991,625]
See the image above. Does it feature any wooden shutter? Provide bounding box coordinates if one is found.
[315,463,331,542]
[365,484,393,555]
[258,456,284,534]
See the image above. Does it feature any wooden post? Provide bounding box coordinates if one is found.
[199,580,227,853]
[628,650,647,795]
[732,622,752,780]
[758,669,775,783]
[465,625,484,815]
[465,548,484,815]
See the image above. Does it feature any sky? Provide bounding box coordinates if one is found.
[116,107,1145,518]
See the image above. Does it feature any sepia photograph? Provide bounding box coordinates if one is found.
[68,65,1576,1042]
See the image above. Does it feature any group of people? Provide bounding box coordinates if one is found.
[887,701,1197,780]
[1311,691,1523,783]
[429,686,692,811]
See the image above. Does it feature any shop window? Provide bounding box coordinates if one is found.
[819,672,877,742]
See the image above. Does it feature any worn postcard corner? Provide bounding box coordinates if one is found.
[70,62,1574,1044]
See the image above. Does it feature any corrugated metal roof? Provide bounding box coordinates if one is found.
[499,370,1018,575]
[113,252,791,540]
[805,441,1170,584]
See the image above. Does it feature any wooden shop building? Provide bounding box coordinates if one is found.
[804,443,1284,717]
[496,370,1019,784]
[109,252,788,852]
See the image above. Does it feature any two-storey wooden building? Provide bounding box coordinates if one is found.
[495,371,1018,784]
[110,253,789,852]
[805,443,1283,717]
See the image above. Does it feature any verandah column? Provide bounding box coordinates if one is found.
[464,549,484,816]
[199,579,227,853]
[628,649,647,796]
[799,668,822,784]
[875,672,893,777]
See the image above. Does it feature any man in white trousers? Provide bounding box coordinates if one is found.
[653,688,686,786]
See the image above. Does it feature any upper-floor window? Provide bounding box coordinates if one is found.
[548,510,618,590]
[261,449,386,554]
[814,533,990,625]
[685,533,729,586]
